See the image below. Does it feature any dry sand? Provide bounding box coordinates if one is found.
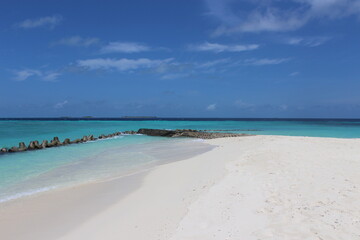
[1,135,360,240]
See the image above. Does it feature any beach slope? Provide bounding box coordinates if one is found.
[1,135,360,240]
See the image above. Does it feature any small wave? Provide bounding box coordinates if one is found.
[192,139,205,142]
[0,186,57,203]
[96,135,124,141]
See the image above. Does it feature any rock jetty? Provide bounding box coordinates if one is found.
[201,129,261,132]
[0,128,250,155]
[137,128,250,139]
[0,132,122,154]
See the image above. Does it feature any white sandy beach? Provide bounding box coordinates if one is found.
[1,135,360,240]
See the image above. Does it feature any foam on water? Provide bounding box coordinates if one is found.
[0,186,57,203]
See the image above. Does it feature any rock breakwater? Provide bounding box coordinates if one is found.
[137,128,251,139]
[0,129,251,155]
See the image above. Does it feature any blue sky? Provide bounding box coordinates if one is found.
[1,0,360,118]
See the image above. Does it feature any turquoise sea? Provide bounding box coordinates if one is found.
[1,118,360,203]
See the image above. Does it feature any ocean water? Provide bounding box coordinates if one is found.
[1,118,360,203]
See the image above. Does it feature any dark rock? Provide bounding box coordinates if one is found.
[28,140,41,150]
[99,134,106,139]
[41,140,49,148]
[82,136,88,142]
[18,142,27,151]
[123,130,137,135]
[34,141,41,149]
[137,129,176,137]
[9,146,19,152]
[1,148,8,153]
[28,142,35,150]
[88,135,94,141]
[71,138,82,144]
[63,138,71,145]
[48,137,61,147]
[202,129,261,132]
[137,128,251,139]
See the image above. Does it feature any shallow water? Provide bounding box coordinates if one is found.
[0,134,211,203]
[1,118,360,202]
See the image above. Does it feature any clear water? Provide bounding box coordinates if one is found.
[1,119,360,203]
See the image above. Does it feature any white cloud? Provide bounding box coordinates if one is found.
[77,58,174,71]
[13,69,42,81]
[205,0,360,35]
[289,71,300,76]
[53,36,99,47]
[43,72,61,81]
[244,58,290,66]
[190,42,259,53]
[206,104,217,111]
[13,69,61,81]
[286,36,331,47]
[16,15,63,29]
[287,37,303,45]
[215,9,307,35]
[197,58,230,68]
[54,100,68,109]
[301,0,360,18]
[100,42,150,53]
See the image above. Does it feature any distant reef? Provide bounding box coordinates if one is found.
[0,129,251,155]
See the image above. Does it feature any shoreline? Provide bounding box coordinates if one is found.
[0,137,213,205]
[1,135,360,239]
[0,138,219,240]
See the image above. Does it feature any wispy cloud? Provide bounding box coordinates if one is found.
[53,36,99,47]
[77,58,174,71]
[206,104,217,111]
[13,69,42,81]
[13,69,61,81]
[100,42,150,53]
[289,71,300,77]
[244,58,290,66]
[16,15,63,29]
[215,9,306,35]
[54,100,68,109]
[286,36,331,47]
[189,42,259,53]
[197,58,230,68]
[42,72,61,81]
[205,0,360,35]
